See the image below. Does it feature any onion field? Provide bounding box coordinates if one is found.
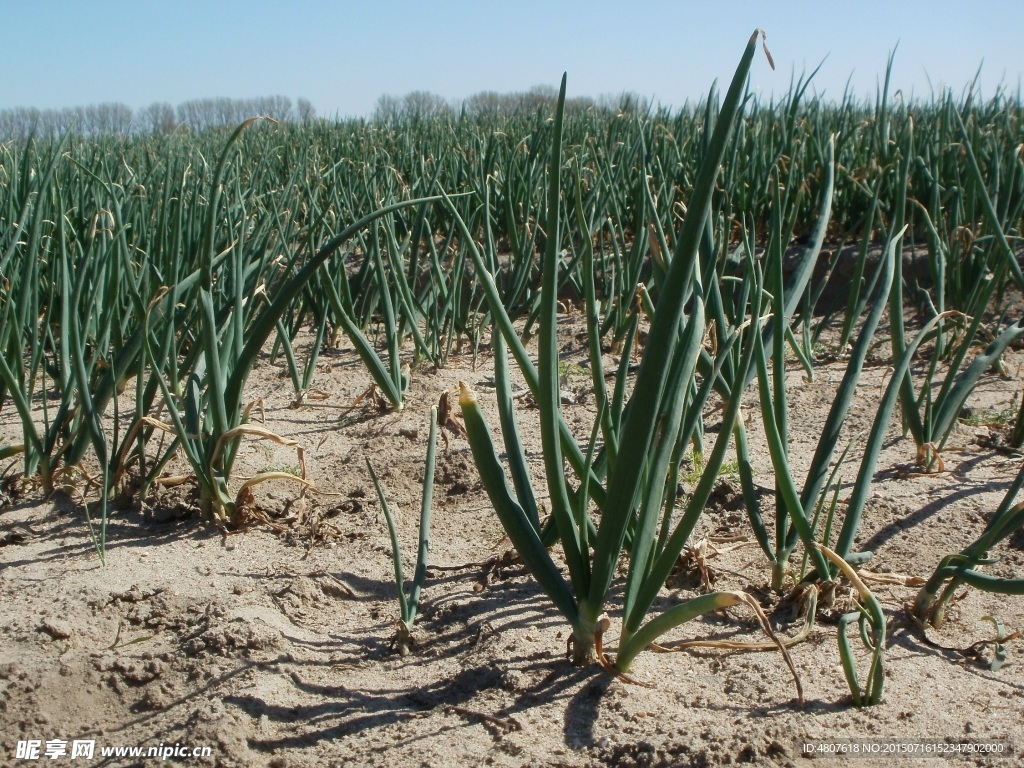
[1,30,1022,767]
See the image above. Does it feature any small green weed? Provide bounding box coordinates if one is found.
[959,404,1016,428]
[682,452,739,485]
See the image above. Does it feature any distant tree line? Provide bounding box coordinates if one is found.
[0,95,317,140]
[0,85,655,140]
[374,86,653,121]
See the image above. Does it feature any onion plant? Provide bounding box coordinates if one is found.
[0,133,76,491]
[459,33,800,681]
[814,543,886,706]
[751,205,899,591]
[368,406,437,655]
[0,133,137,560]
[913,458,1024,628]
[890,110,1024,467]
[139,120,444,522]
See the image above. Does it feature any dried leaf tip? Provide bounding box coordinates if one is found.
[759,29,776,71]
[458,380,476,407]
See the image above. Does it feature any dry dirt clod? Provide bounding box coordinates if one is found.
[448,705,522,732]
[39,619,73,640]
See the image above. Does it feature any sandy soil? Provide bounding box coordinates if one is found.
[1,308,1022,767]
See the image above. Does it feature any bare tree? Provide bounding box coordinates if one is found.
[403,90,452,119]
[213,97,238,126]
[2,94,314,139]
[521,84,559,111]
[83,103,133,135]
[140,102,177,135]
[463,90,503,116]
[0,103,137,139]
[176,99,207,131]
[375,93,402,121]
[260,95,292,122]
[458,87,595,118]
[0,107,39,139]
[295,97,316,124]
[374,91,453,121]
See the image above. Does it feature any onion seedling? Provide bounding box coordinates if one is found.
[367,406,437,655]
[813,543,886,706]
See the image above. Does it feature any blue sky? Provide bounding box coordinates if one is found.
[4,1,1022,117]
